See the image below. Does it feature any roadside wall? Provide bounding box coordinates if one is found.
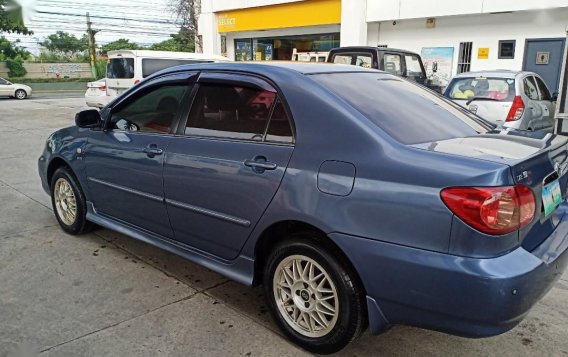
[0,62,92,79]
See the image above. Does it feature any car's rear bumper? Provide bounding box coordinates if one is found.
[330,204,568,337]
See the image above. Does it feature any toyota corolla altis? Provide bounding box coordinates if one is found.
[38,62,568,354]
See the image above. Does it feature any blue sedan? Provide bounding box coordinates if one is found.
[38,62,568,354]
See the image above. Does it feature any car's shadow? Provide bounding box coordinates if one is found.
[87,227,558,356]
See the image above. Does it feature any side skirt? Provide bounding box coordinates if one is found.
[86,202,255,286]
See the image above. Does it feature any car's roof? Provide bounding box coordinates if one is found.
[158,61,378,76]
[452,70,536,79]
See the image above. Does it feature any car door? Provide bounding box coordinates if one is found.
[533,74,555,131]
[163,72,295,260]
[84,73,195,238]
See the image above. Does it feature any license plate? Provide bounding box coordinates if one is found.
[542,179,563,216]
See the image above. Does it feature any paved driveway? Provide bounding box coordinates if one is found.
[1,97,567,356]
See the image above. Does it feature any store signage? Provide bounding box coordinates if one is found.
[478,48,489,60]
[217,0,341,33]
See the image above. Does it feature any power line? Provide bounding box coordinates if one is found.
[35,10,175,24]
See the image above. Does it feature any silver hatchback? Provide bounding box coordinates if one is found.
[445,70,556,131]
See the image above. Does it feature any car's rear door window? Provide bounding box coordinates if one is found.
[404,54,425,80]
[185,84,274,141]
[107,58,135,79]
[533,76,551,101]
[524,76,540,100]
[312,72,491,145]
[447,77,515,101]
[333,53,372,68]
[383,53,403,75]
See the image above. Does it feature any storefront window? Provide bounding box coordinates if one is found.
[234,33,340,61]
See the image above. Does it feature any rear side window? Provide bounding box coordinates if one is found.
[142,58,212,78]
[533,76,551,101]
[447,77,515,101]
[186,84,293,143]
[107,58,135,79]
[333,53,372,68]
[383,53,402,75]
[523,77,539,100]
[312,72,491,145]
[404,55,425,79]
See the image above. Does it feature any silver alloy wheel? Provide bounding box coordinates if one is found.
[15,90,26,99]
[54,178,77,226]
[273,254,339,338]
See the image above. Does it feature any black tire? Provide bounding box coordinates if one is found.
[14,89,27,100]
[263,233,366,354]
[50,167,93,235]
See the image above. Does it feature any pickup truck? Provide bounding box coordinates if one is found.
[327,46,442,92]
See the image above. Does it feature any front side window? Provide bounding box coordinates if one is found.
[404,55,425,79]
[533,76,551,101]
[110,84,188,133]
[107,58,135,79]
[186,84,293,143]
[312,72,491,145]
[447,77,515,101]
[524,76,539,100]
[383,54,402,76]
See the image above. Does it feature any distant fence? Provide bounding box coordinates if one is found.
[0,62,92,79]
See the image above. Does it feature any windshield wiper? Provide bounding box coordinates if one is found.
[466,97,500,106]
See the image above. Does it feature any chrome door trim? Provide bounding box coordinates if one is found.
[166,198,251,227]
[87,177,163,202]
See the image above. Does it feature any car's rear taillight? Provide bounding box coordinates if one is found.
[506,96,525,122]
[134,80,140,85]
[441,185,535,235]
[98,86,107,91]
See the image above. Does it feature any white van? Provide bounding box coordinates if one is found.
[106,50,230,99]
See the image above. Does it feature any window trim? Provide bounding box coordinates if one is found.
[176,71,296,145]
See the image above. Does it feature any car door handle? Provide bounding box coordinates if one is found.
[244,156,277,173]
[143,144,163,157]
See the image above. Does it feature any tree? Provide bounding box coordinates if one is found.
[170,0,200,52]
[150,30,195,52]
[0,0,31,34]
[41,31,89,55]
[0,35,30,61]
[100,38,142,55]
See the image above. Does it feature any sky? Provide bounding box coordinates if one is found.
[3,0,181,55]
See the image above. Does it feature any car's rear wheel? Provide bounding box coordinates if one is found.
[263,233,366,354]
[14,89,27,100]
[51,167,92,235]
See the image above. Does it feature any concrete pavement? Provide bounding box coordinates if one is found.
[0,96,567,356]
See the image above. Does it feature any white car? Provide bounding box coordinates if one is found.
[445,70,556,132]
[85,78,110,108]
[0,77,32,99]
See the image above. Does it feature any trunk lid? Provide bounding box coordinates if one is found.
[413,132,568,250]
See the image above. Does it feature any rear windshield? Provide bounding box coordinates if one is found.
[447,77,515,101]
[107,58,135,79]
[312,72,492,145]
[142,58,213,77]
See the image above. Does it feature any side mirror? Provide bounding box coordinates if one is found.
[552,92,558,102]
[75,110,101,128]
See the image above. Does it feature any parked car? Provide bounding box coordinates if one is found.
[445,71,557,131]
[106,50,230,101]
[85,78,110,108]
[327,46,442,92]
[38,62,568,354]
[0,76,32,99]
[291,48,328,62]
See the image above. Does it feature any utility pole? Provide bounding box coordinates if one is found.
[86,12,98,79]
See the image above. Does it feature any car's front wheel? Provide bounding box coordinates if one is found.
[50,167,92,235]
[263,234,366,354]
[14,89,27,100]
